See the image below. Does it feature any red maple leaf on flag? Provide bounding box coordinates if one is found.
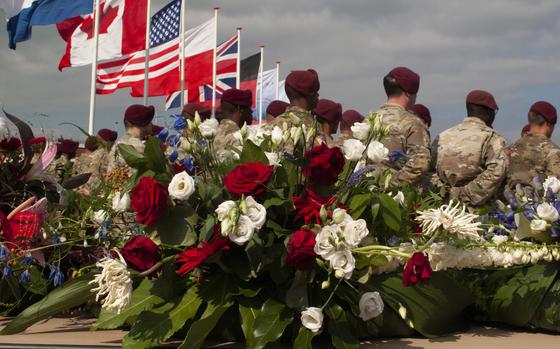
[80,3,119,40]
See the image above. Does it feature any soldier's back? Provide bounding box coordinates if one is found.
[214,119,241,152]
[108,134,144,172]
[508,132,560,186]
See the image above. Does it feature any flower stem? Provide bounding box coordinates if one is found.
[321,278,342,311]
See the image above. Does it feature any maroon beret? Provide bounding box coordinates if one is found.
[266,100,289,117]
[151,125,164,136]
[61,139,79,155]
[466,90,498,111]
[522,124,531,134]
[388,67,420,94]
[341,110,364,129]
[314,99,342,122]
[182,103,212,120]
[29,137,46,146]
[124,104,155,127]
[84,136,99,152]
[285,69,320,97]
[97,128,118,142]
[530,101,557,125]
[413,104,432,127]
[221,89,253,108]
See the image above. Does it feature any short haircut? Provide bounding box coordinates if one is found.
[466,103,494,119]
[383,74,403,98]
[285,84,304,101]
[528,111,546,126]
[220,101,237,114]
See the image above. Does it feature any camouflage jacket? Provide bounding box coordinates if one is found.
[508,132,560,187]
[376,103,431,184]
[432,116,508,206]
[108,134,145,172]
[214,119,241,152]
[264,106,325,153]
[334,132,353,148]
[73,148,110,190]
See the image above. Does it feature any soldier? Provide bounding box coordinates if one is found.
[214,89,253,152]
[432,90,508,206]
[413,104,432,128]
[73,129,118,193]
[51,139,79,182]
[521,124,530,136]
[266,100,289,123]
[182,103,212,121]
[335,110,364,148]
[376,67,431,184]
[508,101,560,187]
[314,99,342,147]
[108,105,155,171]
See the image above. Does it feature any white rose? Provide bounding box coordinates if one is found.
[492,235,509,245]
[367,141,389,163]
[343,219,369,247]
[271,126,283,146]
[241,196,267,230]
[543,176,560,194]
[537,203,560,222]
[342,139,366,161]
[393,191,405,206]
[92,210,108,225]
[351,121,370,141]
[314,225,341,259]
[215,200,237,221]
[301,307,323,333]
[265,152,281,167]
[168,171,196,201]
[531,219,548,232]
[228,215,255,245]
[199,118,219,138]
[111,192,130,212]
[358,292,384,321]
[329,250,356,279]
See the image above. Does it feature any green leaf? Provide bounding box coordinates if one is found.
[92,278,164,331]
[347,193,372,219]
[326,304,360,349]
[251,299,294,349]
[294,327,317,349]
[122,286,203,349]
[0,274,94,335]
[239,300,261,348]
[144,136,168,174]
[370,203,380,222]
[178,301,233,349]
[286,271,309,309]
[240,140,269,164]
[22,266,48,296]
[153,205,198,246]
[118,144,148,169]
[378,194,401,231]
[530,270,560,331]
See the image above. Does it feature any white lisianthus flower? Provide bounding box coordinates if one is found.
[537,203,560,222]
[330,249,356,279]
[290,126,303,147]
[301,307,323,333]
[342,139,366,161]
[92,210,108,225]
[343,219,369,247]
[416,201,482,240]
[247,126,267,146]
[492,235,509,245]
[358,292,384,321]
[215,201,237,221]
[314,224,341,259]
[220,217,234,236]
[89,252,133,314]
[199,118,219,138]
[111,192,130,212]
[393,191,405,207]
[228,215,255,245]
[217,149,240,163]
[543,176,560,194]
[271,126,283,146]
[531,219,548,232]
[351,121,370,141]
[332,208,349,225]
[241,196,267,230]
[168,171,196,201]
[367,141,389,163]
[265,152,282,167]
[232,130,244,144]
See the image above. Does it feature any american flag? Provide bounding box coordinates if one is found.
[150,0,181,47]
[165,35,238,110]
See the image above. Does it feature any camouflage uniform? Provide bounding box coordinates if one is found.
[264,106,325,152]
[46,156,72,183]
[376,103,431,184]
[334,132,353,148]
[432,116,508,206]
[214,119,241,152]
[108,134,145,172]
[507,132,560,187]
[72,148,110,191]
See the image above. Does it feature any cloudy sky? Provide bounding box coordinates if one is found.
[1,0,559,143]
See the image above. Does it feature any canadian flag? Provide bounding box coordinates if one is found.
[57,0,147,70]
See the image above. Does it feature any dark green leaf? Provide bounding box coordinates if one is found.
[153,205,198,246]
[240,140,268,164]
[118,144,148,169]
[530,270,560,331]
[59,122,91,137]
[239,301,261,348]
[370,203,380,222]
[326,304,360,349]
[378,194,401,231]
[286,271,309,309]
[294,327,317,349]
[177,301,233,349]
[144,136,168,174]
[347,193,372,219]
[0,274,94,335]
[4,110,34,174]
[63,173,92,190]
[22,266,48,296]
[251,299,294,349]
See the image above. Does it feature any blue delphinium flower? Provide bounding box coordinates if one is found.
[2,266,12,279]
[156,128,169,142]
[388,151,407,164]
[348,165,377,187]
[173,115,187,131]
[0,244,9,260]
[168,149,179,162]
[19,269,31,283]
[169,134,182,147]
[48,265,65,287]
[19,253,33,266]
[180,157,194,172]
[387,235,400,246]
[95,220,111,239]
[198,139,207,147]
[503,189,519,210]
[551,227,560,238]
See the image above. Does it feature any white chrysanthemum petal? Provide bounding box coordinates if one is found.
[416,201,482,240]
[89,251,133,314]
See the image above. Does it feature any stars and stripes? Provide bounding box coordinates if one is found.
[149,0,180,48]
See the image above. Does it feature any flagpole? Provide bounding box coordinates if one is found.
[275,61,280,100]
[211,7,219,117]
[179,0,187,108]
[258,45,264,126]
[143,0,152,106]
[236,27,241,89]
[87,0,102,135]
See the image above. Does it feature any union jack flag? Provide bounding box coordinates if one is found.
[165,34,238,110]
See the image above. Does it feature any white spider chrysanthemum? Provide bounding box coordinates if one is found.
[416,201,482,240]
[89,251,133,314]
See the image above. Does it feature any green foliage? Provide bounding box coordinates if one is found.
[285,270,309,309]
[153,204,198,246]
[293,327,317,349]
[326,304,360,349]
[251,299,294,349]
[378,194,402,232]
[347,193,372,219]
[239,140,268,165]
[178,301,233,349]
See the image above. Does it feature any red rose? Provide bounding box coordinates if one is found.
[402,252,432,287]
[0,137,21,152]
[120,236,161,272]
[303,144,344,186]
[130,176,168,226]
[176,230,230,275]
[293,189,339,225]
[285,230,317,270]
[224,162,274,197]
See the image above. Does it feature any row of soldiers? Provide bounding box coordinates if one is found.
[35,65,559,207]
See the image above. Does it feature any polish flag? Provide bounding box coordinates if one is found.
[57,0,147,70]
